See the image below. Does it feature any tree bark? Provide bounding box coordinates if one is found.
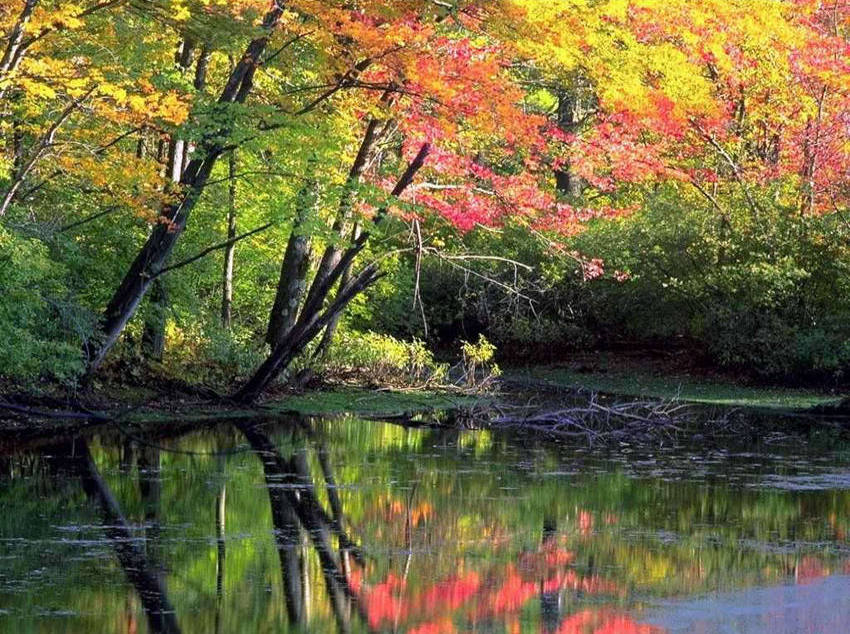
[300,118,383,314]
[312,224,360,359]
[265,176,318,347]
[0,0,38,83]
[221,151,238,328]
[554,86,593,199]
[83,4,285,378]
[142,277,168,361]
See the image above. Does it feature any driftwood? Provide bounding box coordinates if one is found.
[462,393,740,444]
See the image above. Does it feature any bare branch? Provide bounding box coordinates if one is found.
[153,222,273,278]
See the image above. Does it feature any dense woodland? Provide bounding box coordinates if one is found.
[2,0,850,401]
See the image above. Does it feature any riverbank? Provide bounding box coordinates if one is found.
[506,352,848,411]
[3,352,848,439]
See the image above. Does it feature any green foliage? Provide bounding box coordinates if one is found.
[319,330,448,387]
[0,228,90,382]
[159,321,266,386]
[459,334,502,388]
[565,189,850,378]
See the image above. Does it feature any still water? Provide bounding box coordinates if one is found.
[1,416,849,633]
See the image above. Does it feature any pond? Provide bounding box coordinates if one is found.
[1,414,849,633]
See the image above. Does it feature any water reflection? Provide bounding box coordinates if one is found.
[51,440,180,633]
[0,416,849,632]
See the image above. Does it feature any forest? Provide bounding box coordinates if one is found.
[2,0,850,405]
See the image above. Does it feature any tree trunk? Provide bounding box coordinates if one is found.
[554,86,593,199]
[142,38,205,359]
[313,224,360,359]
[221,152,238,329]
[265,177,318,347]
[0,0,38,89]
[142,278,168,361]
[300,119,383,315]
[233,144,430,403]
[83,5,284,379]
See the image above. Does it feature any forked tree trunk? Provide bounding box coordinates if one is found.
[82,4,285,379]
[232,144,430,403]
[266,111,386,354]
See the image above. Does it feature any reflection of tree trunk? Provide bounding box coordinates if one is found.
[139,446,165,590]
[119,439,136,473]
[215,456,226,634]
[60,441,181,634]
[540,517,561,634]
[317,443,350,579]
[238,423,372,633]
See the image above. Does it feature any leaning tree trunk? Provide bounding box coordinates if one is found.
[265,109,388,355]
[232,144,430,404]
[144,38,209,360]
[82,4,285,379]
[312,224,360,360]
[265,176,319,347]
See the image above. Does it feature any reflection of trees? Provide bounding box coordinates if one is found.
[214,455,226,634]
[238,421,370,633]
[53,440,182,634]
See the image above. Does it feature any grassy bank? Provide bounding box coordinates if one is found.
[509,361,846,411]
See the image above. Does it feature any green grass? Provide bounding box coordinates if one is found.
[510,367,846,411]
[267,388,479,416]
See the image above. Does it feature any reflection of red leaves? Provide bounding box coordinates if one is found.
[355,540,624,632]
[578,511,595,536]
[417,572,482,615]
[795,556,828,584]
[557,609,664,634]
[408,618,457,634]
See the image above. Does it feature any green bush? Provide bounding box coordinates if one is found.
[320,330,448,387]
[0,228,89,383]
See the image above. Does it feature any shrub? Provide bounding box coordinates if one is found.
[0,228,89,383]
[320,331,448,387]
